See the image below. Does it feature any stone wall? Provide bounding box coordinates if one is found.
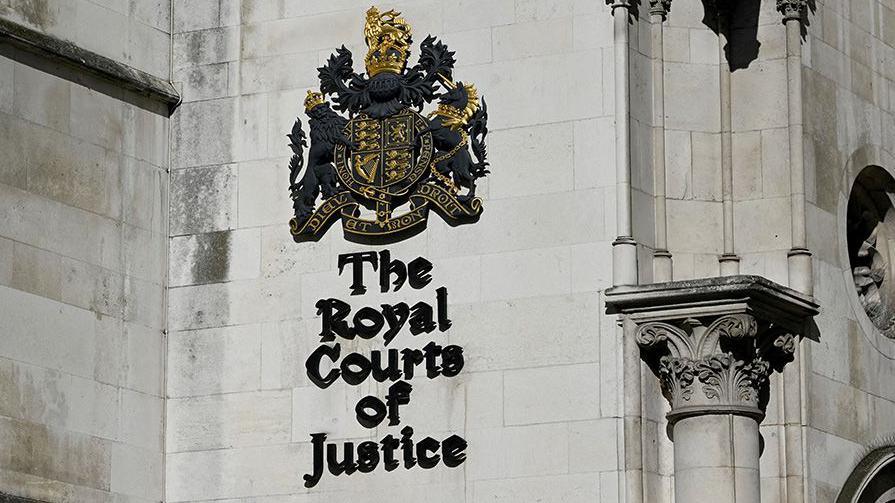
[802,0,895,498]
[165,0,623,501]
[0,2,170,501]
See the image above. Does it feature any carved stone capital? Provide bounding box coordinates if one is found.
[607,276,818,424]
[636,314,793,421]
[648,0,672,17]
[777,0,806,21]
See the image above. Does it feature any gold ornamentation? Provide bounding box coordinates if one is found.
[428,83,479,131]
[304,90,325,112]
[429,131,468,193]
[364,7,412,77]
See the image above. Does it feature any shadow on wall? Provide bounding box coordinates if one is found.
[696,0,817,71]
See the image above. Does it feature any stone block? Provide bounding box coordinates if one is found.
[0,416,112,491]
[240,13,365,60]
[292,385,372,442]
[119,390,163,451]
[805,428,862,491]
[666,199,723,253]
[573,117,615,190]
[58,256,124,317]
[170,164,238,235]
[426,189,604,259]
[75,1,128,65]
[173,27,240,70]
[449,293,600,371]
[492,17,573,61]
[125,19,171,78]
[444,0,514,32]
[664,62,720,132]
[172,99,235,168]
[665,129,692,200]
[169,228,261,287]
[732,197,791,252]
[232,93,270,162]
[690,132,722,201]
[12,60,70,133]
[110,443,163,500]
[174,63,230,103]
[460,50,602,130]
[504,363,599,424]
[0,57,12,113]
[131,0,171,32]
[732,130,762,201]
[0,285,97,379]
[121,158,166,234]
[663,27,691,63]
[125,322,164,396]
[10,242,63,301]
[166,324,262,397]
[569,418,619,472]
[236,159,293,228]
[489,122,574,199]
[165,444,307,501]
[480,246,571,301]
[260,225,331,279]
[167,390,291,452]
[173,0,218,32]
[240,52,322,95]
[122,277,165,330]
[731,59,788,131]
[472,472,599,502]
[443,28,494,66]
[260,318,317,390]
[689,29,719,65]
[760,127,791,198]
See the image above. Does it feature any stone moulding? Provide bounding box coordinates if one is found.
[0,17,180,115]
[606,275,819,423]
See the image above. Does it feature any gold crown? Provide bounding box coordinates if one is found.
[304,90,325,112]
[363,6,412,77]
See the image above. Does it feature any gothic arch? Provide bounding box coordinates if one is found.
[838,447,895,503]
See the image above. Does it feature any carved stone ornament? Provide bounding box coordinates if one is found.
[776,0,806,20]
[606,276,818,424]
[286,7,491,245]
[648,0,672,17]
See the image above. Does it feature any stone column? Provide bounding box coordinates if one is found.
[606,277,818,503]
[637,314,792,502]
[650,0,673,282]
[609,0,638,287]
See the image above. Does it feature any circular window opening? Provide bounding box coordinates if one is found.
[837,447,895,503]
[847,166,895,339]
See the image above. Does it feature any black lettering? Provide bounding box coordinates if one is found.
[316,298,353,341]
[385,380,413,426]
[370,349,402,382]
[305,344,340,389]
[442,435,467,468]
[423,341,443,379]
[357,441,380,473]
[353,306,384,339]
[380,434,400,471]
[416,437,441,469]
[441,345,464,377]
[436,286,452,331]
[378,250,407,293]
[355,395,387,428]
[381,302,410,346]
[400,348,424,380]
[400,426,417,469]
[407,257,433,289]
[326,442,358,476]
[303,433,326,488]
[338,252,378,295]
[340,352,372,385]
[409,302,436,335]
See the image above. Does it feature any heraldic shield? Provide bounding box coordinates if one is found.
[286,6,490,245]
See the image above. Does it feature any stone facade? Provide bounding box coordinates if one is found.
[0,1,170,502]
[0,0,895,502]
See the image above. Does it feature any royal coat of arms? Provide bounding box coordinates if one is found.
[287,7,490,244]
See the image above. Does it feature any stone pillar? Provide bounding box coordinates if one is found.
[637,314,792,502]
[609,0,638,287]
[649,0,673,283]
[606,277,818,503]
